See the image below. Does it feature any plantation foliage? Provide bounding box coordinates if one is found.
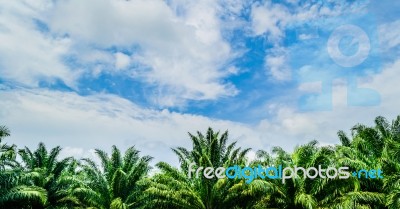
[1,116,400,209]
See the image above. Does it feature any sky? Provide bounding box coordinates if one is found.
[0,0,399,166]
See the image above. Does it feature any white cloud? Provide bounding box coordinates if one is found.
[298,33,318,40]
[1,55,399,165]
[2,55,399,165]
[0,0,240,108]
[114,52,131,70]
[47,0,177,47]
[378,19,400,52]
[298,81,324,95]
[0,88,261,166]
[0,1,78,87]
[249,1,336,42]
[251,1,365,82]
[265,55,291,81]
[265,47,291,81]
[251,2,290,42]
[45,0,237,107]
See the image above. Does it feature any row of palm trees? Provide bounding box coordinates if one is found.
[1,115,400,209]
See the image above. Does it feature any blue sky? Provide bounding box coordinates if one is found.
[0,0,399,165]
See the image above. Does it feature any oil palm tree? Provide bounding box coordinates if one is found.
[252,141,339,209]
[0,125,10,140]
[143,128,272,209]
[374,116,400,209]
[73,145,152,209]
[0,126,47,208]
[13,142,81,208]
[0,125,17,170]
[331,116,392,208]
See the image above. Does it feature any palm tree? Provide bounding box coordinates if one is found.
[0,125,47,209]
[74,145,152,209]
[374,116,400,209]
[144,128,272,209]
[331,116,394,208]
[11,142,81,208]
[252,141,338,209]
[0,125,10,140]
[0,125,17,170]
[248,147,293,209]
[0,169,48,209]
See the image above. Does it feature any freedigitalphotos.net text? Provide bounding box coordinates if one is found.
[188,163,383,184]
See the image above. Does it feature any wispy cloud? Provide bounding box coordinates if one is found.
[0,1,78,87]
[46,0,239,107]
[2,56,400,164]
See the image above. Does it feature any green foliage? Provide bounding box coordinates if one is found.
[0,141,80,208]
[143,128,273,209]
[1,115,400,208]
[73,145,152,209]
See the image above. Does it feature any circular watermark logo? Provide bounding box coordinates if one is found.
[327,24,371,68]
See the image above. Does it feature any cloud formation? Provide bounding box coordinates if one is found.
[0,0,399,166]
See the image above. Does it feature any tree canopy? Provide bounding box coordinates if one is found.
[1,115,400,208]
